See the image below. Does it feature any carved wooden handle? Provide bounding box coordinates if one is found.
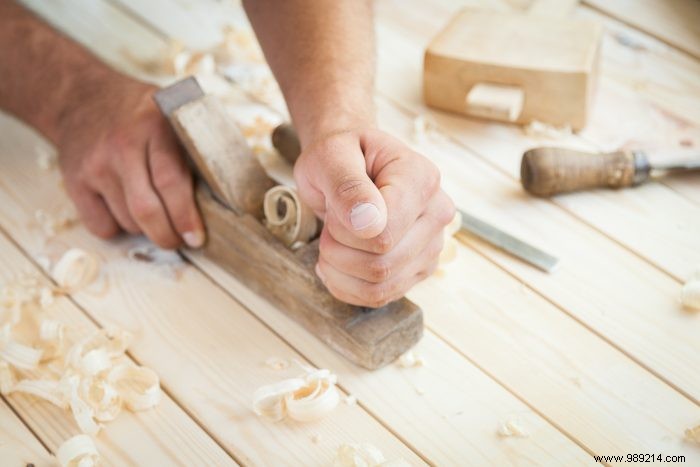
[521,147,650,196]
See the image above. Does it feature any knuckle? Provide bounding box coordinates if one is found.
[421,164,441,200]
[130,196,160,222]
[334,178,368,202]
[367,258,391,282]
[365,284,388,308]
[152,165,186,192]
[87,221,119,239]
[371,230,394,254]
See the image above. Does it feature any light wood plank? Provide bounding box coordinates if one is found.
[0,232,237,465]
[108,0,700,460]
[583,0,700,61]
[0,398,53,467]
[0,112,423,466]
[373,0,700,281]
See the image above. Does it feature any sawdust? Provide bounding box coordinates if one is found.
[523,120,572,140]
[685,425,700,445]
[333,443,411,467]
[412,114,439,144]
[34,208,78,238]
[396,350,425,368]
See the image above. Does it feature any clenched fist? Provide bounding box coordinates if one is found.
[56,78,204,249]
[294,128,455,308]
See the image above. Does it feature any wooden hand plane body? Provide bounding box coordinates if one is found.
[154,78,423,369]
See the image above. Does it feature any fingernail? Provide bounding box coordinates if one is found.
[350,203,380,230]
[315,263,326,283]
[182,230,205,248]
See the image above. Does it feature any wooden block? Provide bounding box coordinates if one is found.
[196,187,423,369]
[424,8,602,129]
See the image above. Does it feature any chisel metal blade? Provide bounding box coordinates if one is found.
[458,209,559,273]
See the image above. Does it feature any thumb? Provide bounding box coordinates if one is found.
[310,144,387,239]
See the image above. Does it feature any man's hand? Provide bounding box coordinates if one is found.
[56,79,204,249]
[295,128,455,307]
[0,1,203,249]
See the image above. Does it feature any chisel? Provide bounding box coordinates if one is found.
[272,124,559,273]
[521,147,700,197]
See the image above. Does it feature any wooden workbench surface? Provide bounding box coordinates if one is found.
[1,0,698,465]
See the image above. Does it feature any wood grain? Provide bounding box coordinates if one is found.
[196,188,423,369]
[0,110,423,465]
[0,231,237,466]
[0,398,53,467]
[583,0,700,60]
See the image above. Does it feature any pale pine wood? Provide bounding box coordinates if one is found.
[424,7,601,128]
[373,0,700,281]
[0,112,423,465]
[0,234,237,465]
[104,0,700,460]
[0,398,54,467]
[583,0,700,61]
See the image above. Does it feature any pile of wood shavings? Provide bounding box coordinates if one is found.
[680,268,700,311]
[333,443,411,467]
[0,248,162,466]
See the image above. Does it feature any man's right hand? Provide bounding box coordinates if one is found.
[56,78,204,249]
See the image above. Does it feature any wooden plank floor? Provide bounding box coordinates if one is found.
[1,0,699,465]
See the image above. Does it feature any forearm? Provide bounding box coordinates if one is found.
[243,0,376,147]
[0,0,140,145]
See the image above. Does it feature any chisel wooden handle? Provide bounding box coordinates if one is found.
[520,147,651,196]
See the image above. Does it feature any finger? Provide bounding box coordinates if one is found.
[148,130,205,248]
[297,135,387,238]
[92,175,140,234]
[316,256,427,308]
[66,183,120,239]
[319,213,445,283]
[121,150,181,249]
[325,188,454,254]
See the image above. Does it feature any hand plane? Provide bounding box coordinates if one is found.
[154,77,422,369]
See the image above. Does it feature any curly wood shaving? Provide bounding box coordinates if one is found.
[0,361,15,394]
[685,425,700,444]
[108,363,161,411]
[36,147,57,171]
[333,443,410,467]
[253,367,339,422]
[497,419,528,438]
[681,269,700,310]
[53,248,100,292]
[263,185,318,248]
[56,434,99,467]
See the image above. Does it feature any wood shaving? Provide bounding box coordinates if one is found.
[681,269,700,310]
[35,208,77,237]
[263,186,318,248]
[252,367,339,422]
[311,433,322,444]
[333,443,410,467]
[344,394,357,405]
[53,248,100,292]
[36,147,57,171]
[56,434,100,467]
[396,350,424,368]
[438,211,462,266]
[413,114,439,144]
[685,425,700,444]
[497,419,528,438]
[264,356,290,371]
[523,120,572,140]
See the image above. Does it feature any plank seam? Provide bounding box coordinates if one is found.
[0,395,53,455]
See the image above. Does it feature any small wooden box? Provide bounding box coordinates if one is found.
[423,8,602,130]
